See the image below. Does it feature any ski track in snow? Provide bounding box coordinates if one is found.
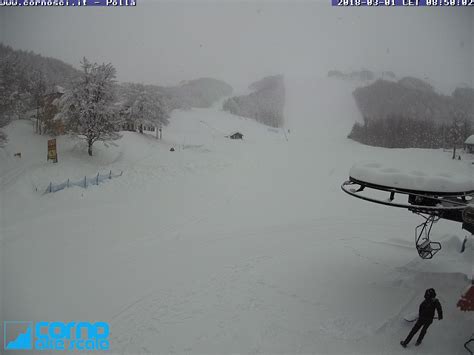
[1,76,473,354]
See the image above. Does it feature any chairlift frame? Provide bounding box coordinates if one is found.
[341,177,472,213]
[341,177,474,259]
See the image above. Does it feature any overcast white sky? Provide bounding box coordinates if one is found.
[0,2,472,91]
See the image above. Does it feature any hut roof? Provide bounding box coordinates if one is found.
[465,135,474,145]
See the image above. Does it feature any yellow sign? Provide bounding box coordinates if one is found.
[47,139,58,163]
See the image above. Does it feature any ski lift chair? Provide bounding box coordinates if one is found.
[415,214,442,259]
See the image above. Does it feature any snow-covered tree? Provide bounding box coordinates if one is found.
[0,54,21,145]
[0,45,81,145]
[449,112,466,159]
[120,83,169,132]
[0,54,23,120]
[222,75,285,128]
[30,70,47,134]
[0,130,6,146]
[59,58,121,156]
[0,108,8,146]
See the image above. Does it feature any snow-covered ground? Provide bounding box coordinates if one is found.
[1,76,473,354]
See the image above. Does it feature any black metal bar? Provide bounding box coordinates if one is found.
[341,181,467,211]
[464,337,473,355]
[349,176,474,197]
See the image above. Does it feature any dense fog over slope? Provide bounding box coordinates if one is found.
[1,4,472,91]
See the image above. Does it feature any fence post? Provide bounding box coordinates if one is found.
[67,179,69,188]
[96,172,99,185]
[49,182,52,193]
[109,170,112,179]
[84,176,87,188]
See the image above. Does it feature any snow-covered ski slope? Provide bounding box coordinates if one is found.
[1,76,472,354]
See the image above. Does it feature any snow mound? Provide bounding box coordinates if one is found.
[442,235,469,253]
[319,317,373,340]
[439,234,473,264]
[350,160,474,193]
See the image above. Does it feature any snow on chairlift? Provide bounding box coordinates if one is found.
[341,162,474,259]
[341,176,470,213]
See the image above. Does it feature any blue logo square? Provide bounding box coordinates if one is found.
[4,321,33,350]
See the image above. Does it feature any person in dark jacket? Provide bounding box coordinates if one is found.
[401,288,443,348]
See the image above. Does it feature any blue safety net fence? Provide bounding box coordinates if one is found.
[44,170,123,194]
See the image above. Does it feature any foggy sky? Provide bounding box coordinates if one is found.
[0,2,472,92]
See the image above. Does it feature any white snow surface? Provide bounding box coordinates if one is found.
[0,77,473,354]
[350,160,474,193]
